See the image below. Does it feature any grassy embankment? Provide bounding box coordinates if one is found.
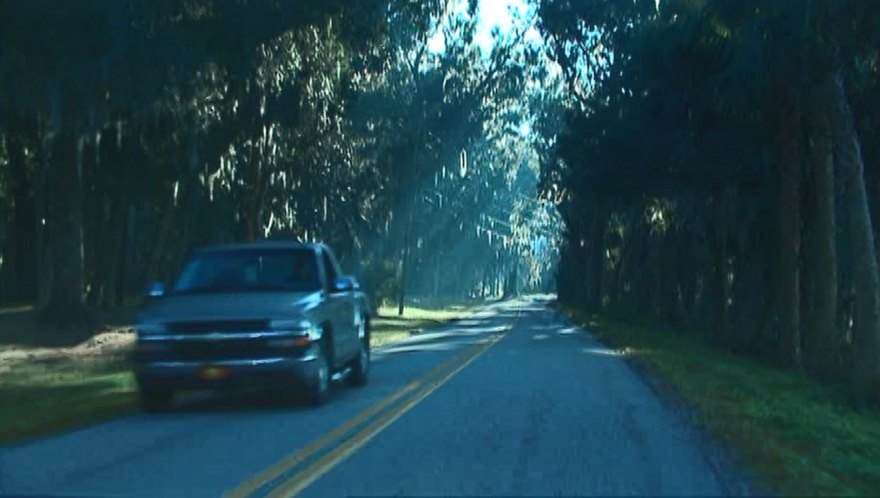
[561,306,880,497]
[370,304,470,347]
[0,302,471,445]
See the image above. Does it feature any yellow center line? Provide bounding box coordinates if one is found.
[225,336,495,498]
[265,333,506,498]
[224,381,420,498]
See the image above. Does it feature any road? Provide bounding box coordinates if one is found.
[0,297,753,497]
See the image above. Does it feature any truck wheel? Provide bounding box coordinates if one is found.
[348,319,370,387]
[306,339,330,406]
[139,389,174,413]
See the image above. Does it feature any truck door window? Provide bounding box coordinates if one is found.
[322,251,338,289]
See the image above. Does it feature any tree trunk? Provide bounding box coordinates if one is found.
[709,224,728,343]
[114,204,132,306]
[0,125,38,303]
[705,191,729,345]
[624,219,649,311]
[34,131,51,308]
[242,140,262,242]
[587,205,608,312]
[678,231,698,319]
[397,223,410,316]
[611,211,639,306]
[504,252,519,299]
[44,130,88,326]
[144,185,177,284]
[82,140,101,306]
[802,81,839,379]
[102,183,129,308]
[836,199,855,364]
[874,171,880,270]
[776,91,804,370]
[663,231,685,324]
[635,241,653,314]
[831,73,880,404]
[95,127,119,307]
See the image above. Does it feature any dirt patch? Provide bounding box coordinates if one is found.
[0,327,135,374]
[0,302,140,373]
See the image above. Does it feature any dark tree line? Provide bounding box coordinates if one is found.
[0,1,558,324]
[539,0,880,403]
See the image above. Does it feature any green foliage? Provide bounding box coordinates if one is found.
[0,358,136,444]
[361,259,400,307]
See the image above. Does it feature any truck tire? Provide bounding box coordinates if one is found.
[306,338,331,405]
[348,317,370,387]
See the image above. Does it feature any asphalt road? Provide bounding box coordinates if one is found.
[0,296,753,497]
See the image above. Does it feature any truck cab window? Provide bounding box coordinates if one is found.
[322,251,338,289]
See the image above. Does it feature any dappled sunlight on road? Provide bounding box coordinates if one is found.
[580,347,649,358]
[374,322,509,358]
[581,347,624,357]
[528,325,584,342]
[522,321,584,337]
[556,327,580,335]
[452,319,489,327]
[375,340,488,356]
[370,299,528,359]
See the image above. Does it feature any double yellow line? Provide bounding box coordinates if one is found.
[225,331,506,498]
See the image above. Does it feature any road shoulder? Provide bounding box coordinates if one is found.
[558,304,880,496]
[555,307,769,496]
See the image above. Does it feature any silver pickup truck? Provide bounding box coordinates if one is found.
[132,242,371,411]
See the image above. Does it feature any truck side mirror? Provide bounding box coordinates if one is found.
[332,277,355,293]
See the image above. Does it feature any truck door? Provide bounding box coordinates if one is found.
[321,248,357,363]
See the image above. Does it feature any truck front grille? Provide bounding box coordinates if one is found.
[166,320,268,334]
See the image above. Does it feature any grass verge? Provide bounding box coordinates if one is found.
[561,306,880,497]
[0,358,136,445]
[371,304,472,347]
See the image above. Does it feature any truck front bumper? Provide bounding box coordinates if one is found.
[134,353,321,392]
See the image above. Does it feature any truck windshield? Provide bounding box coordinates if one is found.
[172,248,322,294]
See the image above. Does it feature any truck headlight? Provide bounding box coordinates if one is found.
[269,319,321,340]
[269,320,321,337]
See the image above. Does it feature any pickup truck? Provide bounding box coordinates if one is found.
[132,242,371,411]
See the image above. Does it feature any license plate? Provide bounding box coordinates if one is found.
[199,366,230,380]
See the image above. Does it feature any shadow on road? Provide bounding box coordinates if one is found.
[157,384,353,416]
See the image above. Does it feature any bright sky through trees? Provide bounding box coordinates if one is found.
[428,0,542,55]
[426,0,549,140]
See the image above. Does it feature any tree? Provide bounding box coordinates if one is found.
[537,0,880,401]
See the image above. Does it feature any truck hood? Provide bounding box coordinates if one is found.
[139,291,323,323]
